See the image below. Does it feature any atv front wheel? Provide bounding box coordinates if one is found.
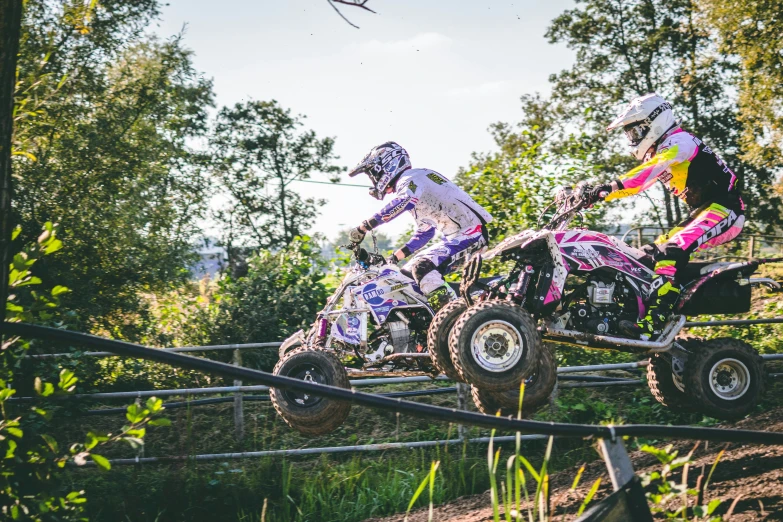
[270,347,351,436]
[449,300,540,392]
[471,346,557,417]
[647,352,690,411]
[426,299,467,382]
[684,338,764,420]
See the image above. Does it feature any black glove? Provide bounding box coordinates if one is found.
[584,184,612,207]
[385,254,399,265]
[348,226,366,244]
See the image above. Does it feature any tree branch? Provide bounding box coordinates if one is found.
[327,0,376,29]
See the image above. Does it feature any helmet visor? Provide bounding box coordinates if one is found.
[623,122,650,146]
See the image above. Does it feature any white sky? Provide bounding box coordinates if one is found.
[154,0,575,242]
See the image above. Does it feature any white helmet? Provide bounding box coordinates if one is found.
[348,141,411,200]
[606,93,677,161]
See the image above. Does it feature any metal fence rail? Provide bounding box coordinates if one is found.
[78,435,549,467]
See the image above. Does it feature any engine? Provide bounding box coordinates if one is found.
[564,277,636,335]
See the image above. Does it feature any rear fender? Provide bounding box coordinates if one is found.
[677,260,760,313]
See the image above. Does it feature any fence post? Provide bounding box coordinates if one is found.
[636,228,643,249]
[456,382,468,442]
[232,348,244,442]
[748,235,755,260]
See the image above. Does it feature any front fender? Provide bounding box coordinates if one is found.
[279,329,306,358]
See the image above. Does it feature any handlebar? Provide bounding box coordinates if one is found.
[341,242,386,268]
[542,181,599,231]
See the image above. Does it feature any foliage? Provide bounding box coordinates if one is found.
[698,0,783,173]
[457,119,610,245]
[13,0,214,335]
[641,443,724,520]
[2,225,168,520]
[209,100,344,260]
[484,0,783,232]
[196,236,329,371]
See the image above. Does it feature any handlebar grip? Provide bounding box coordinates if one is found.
[356,248,369,262]
[598,191,609,198]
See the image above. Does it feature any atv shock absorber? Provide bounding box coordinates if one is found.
[314,317,328,347]
[509,265,534,305]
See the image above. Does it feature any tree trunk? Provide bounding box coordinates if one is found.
[0,0,23,312]
[662,188,675,229]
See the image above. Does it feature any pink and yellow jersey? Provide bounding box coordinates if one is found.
[605,129,740,210]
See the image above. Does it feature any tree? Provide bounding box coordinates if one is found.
[698,0,783,173]
[209,100,343,259]
[509,0,783,231]
[12,1,214,335]
[206,237,329,371]
[0,0,23,319]
[456,118,608,243]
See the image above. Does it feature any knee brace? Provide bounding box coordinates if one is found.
[407,258,443,294]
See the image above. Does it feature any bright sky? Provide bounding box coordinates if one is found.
[155,0,575,242]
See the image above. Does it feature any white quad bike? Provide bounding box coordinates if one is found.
[270,234,557,436]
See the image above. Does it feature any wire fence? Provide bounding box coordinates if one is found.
[8,316,783,466]
[8,322,783,440]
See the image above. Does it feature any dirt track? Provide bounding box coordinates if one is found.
[366,407,783,521]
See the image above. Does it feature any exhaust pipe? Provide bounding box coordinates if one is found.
[542,315,686,353]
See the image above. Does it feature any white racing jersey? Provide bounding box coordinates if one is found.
[369,168,493,254]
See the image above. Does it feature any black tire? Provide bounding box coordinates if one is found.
[684,338,765,420]
[647,352,690,411]
[471,346,557,417]
[270,347,351,436]
[449,300,541,392]
[426,299,467,382]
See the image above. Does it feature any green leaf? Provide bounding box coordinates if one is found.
[91,454,111,471]
[148,418,172,427]
[145,397,164,412]
[577,477,602,516]
[58,369,78,392]
[707,498,722,514]
[405,462,437,520]
[5,439,16,459]
[6,427,23,438]
[11,226,21,241]
[51,285,70,296]
[41,434,58,453]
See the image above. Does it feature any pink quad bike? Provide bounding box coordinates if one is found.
[449,182,781,420]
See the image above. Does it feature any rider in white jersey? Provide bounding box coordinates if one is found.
[347,142,492,308]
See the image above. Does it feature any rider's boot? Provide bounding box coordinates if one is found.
[426,283,457,312]
[619,276,680,338]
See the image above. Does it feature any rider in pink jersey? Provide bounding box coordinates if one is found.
[585,93,745,337]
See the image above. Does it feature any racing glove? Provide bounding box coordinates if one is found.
[584,184,613,207]
[348,226,366,244]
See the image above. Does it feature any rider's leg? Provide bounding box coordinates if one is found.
[623,202,745,336]
[404,227,486,310]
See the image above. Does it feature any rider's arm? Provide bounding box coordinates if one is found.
[604,141,693,201]
[359,179,420,232]
[400,224,436,258]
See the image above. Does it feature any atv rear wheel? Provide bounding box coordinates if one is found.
[471,346,557,417]
[426,299,467,382]
[647,352,690,411]
[449,300,540,392]
[270,347,351,436]
[684,338,764,420]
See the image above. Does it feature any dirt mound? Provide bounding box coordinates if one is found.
[365,407,783,521]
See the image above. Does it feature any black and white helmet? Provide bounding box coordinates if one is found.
[348,141,411,200]
[606,93,677,161]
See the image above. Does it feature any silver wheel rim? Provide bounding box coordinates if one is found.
[671,356,685,393]
[708,358,750,401]
[470,320,526,373]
